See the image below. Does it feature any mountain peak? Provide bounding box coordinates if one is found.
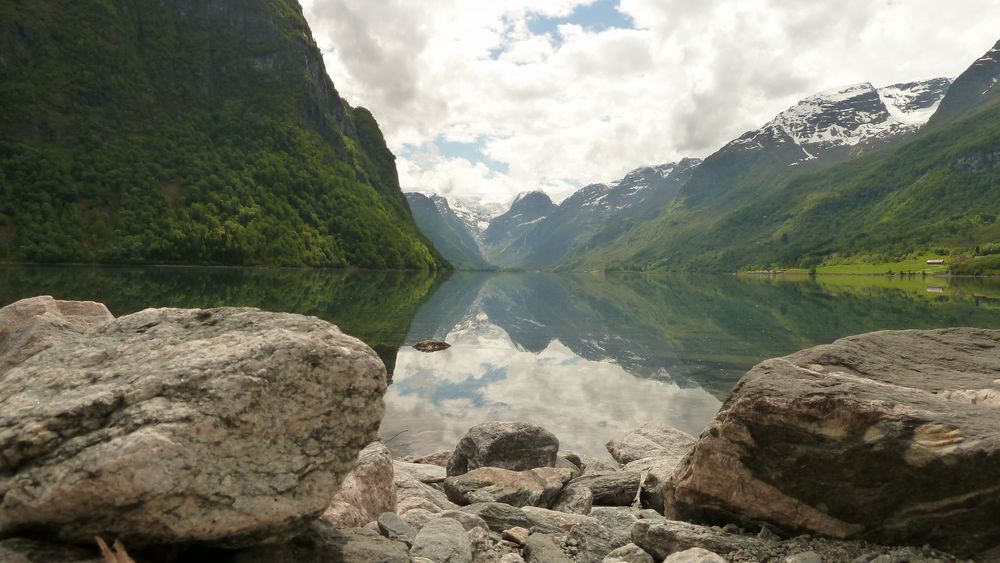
[930,37,1000,124]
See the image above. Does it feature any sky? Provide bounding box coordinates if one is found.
[300,0,1000,205]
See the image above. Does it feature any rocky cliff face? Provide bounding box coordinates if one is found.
[0,0,442,268]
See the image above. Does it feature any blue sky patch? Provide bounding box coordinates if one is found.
[527,0,634,37]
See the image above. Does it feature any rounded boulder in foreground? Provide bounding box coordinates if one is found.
[0,304,387,547]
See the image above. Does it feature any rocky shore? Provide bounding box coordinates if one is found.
[0,297,997,562]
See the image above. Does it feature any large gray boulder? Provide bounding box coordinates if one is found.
[443,466,573,507]
[667,328,1000,556]
[605,424,696,466]
[0,301,387,546]
[447,422,559,476]
[322,442,396,528]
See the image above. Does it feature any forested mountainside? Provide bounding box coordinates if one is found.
[561,41,1000,271]
[0,0,445,269]
[406,193,493,270]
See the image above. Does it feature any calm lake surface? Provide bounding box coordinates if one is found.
[3,266,1000,458]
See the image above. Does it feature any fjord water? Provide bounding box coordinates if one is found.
[3,266,999,457]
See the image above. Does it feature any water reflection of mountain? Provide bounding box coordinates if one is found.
[0,266,444,374]
[406,272,1000,397]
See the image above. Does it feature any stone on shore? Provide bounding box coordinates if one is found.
[410,517,473,563]
[405,450,454,468]
[564,472,642,506]
[666,328,1000,556]
[631,519,761,560]
[605,423,696,466]
[322,441,396,528]
[523,534,575,563]
[552,483,593,514]
[663,547,725,562]
[0,303,387,547]
[377,512,417,546]
[603,543,655,563]
[447,422,559,476]
[521,506,599,531]
[624,456,683,513]
[395,468,459,515]
[394,459,448,483]
[226,523,410,562]
[444,466,573,507]
[569,519,631,563]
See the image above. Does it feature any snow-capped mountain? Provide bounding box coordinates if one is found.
[440,197,506,242]
[482,190,557,249]
[730,78,952,164]
[406,193,494,269]
[482,159,701,269]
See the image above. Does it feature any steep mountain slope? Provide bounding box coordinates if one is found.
[406,193,493,270]
[0,0,444,268]
[487,159,701,269]
[447,198,505,245]
[563,39,1000,272]
[931,39,1000,123]
[481,190,557,267]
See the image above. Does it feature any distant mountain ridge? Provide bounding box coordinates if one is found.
[563,38,1000,272]
[406,193,493,270]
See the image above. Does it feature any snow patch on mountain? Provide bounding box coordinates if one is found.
[732,78,952,164]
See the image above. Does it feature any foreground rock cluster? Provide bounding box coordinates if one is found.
[0,298,996,562]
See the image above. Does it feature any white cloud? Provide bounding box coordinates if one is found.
[301,0,1000,204]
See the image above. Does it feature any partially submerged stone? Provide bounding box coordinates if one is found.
[0,303,387,546]
[667,328,1000,556]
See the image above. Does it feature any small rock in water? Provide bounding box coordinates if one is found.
[413,339,451,352]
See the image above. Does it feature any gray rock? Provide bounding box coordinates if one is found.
[468,526,496,563]
[378,512,416,546]
[460,502,538,533]
[323,441,396,528]
[444,466,573,507]
[588,506,644,535]
[603,542,655,563]
[0,538,102,563]
[227,523,410,563]
[394,459,448,483]
[570,519,631,563]
[578,456,622,475]
[523,533,574,563]
[555,456,583,480]
[447,422,559,476]
[666,328,1000,556]
[0,296,113,375]
[552,483,593,514]
[396,468,459,515]
[663,547,726,562]
[521,506,599,532]
[565,472,642,506]
[624,456,685,512]
[438,509,492,532]
[407,450,454,467]
[401,508,437,531]
[558,451,583,469]
[605,423,696,465]
[411,517,473,563]
[0,305,386,547]
[631,519,761,560]
[500,554,527,563]
[786,551,824,563]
